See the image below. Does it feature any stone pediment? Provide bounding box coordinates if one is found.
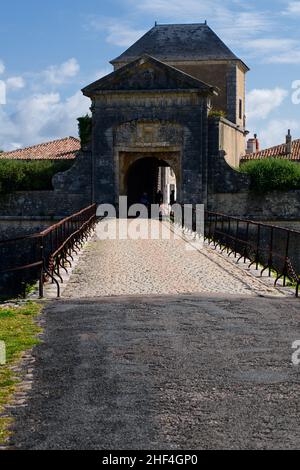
[82,55,217,97]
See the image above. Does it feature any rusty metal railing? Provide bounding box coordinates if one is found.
[0,204,97,298]
[203,211,300,297]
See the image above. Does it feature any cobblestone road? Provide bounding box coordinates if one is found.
[63,219,282,298]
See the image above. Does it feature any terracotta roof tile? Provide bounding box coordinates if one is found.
[0,137,80,160]
[241,139,300,162]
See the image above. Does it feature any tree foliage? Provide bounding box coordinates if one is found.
[240,158,300,192]
[0,160,73,194]
[77,114,92,147]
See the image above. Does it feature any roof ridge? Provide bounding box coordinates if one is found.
[1,136,79,156]
[251,138,300,154]
[243,138,300,161]
[83,54,217,96]
[155,22,208,26]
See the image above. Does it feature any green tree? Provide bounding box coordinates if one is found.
[0,160,73,194]
[240,158,300,192]
[77,114,92,147]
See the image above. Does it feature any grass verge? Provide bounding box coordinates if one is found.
[0,302,42,445]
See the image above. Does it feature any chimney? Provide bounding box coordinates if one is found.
[286,129,292,155]
[254,134,260,152]
[246,134,260,154]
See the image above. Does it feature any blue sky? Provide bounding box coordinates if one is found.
[0,0,299,151]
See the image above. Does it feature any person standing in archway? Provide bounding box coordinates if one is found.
[170,190,176,206]
[140,192,150,218]
[155,190,163,206]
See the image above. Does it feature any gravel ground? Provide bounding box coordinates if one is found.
[10,294,300,450]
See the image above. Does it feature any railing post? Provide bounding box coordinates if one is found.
[256,224,261,270]
[234,220,239,258]
[244,222,249,263]
[39,236,44,299]
[284,231,290,287]
[269,227,274,276]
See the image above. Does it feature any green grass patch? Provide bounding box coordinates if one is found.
[0,302,42,444]
[240,158,300,192]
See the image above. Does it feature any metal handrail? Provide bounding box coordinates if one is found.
[0,204,97,298]
[203,211,300,297]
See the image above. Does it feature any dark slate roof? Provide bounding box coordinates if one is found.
[82,55,217,97]
[111,23,249,70]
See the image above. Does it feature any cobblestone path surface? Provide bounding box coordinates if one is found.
[11,296,300,450]
[63,219,281,298]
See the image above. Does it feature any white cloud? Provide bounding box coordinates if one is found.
[266,50,300,64]
[258,119,300,148]
[106,24,146,47]
[0,90,90,150]
[6,76,25,90]
[245,38,297,54]
[85,2,273,60]
[93,67,113,80]
[0,81,5,105]
[283,1,300,15]
[132,0,272,40]
[43,58,80,85]
[247,88,288,120]
[218,11,273,42]
[86,16,146,47]
[0,60,5,75]
[135,0,212,18]
[239,36,300,64]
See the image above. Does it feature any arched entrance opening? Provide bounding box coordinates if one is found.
[126,157,177,207]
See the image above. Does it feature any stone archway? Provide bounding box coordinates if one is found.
[125,156,177,206]
[113,120,183,205]
[118,151,181,205]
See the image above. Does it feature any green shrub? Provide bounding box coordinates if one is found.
[77,114,92,147]
[209,109,227,118]
[240,158,300,192]
[0,160,73,194]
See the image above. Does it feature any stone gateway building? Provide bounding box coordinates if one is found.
[78,23,250,208]
[1,23,299,221]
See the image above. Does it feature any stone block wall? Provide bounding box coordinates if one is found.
[208,190,300,221]
[92,91,210,205]
[0,151,93,218]
[0,191,90,218]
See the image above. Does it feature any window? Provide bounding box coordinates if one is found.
[239,99,243,120]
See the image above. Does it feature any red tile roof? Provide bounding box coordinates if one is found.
[241,139,300,163]
[0,137,81,160]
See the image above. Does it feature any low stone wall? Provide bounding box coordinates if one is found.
[0,189,299,221]
[0,191,90,218]
[0,150,93,218]
[0,219,54,240]
[208,190,300,221]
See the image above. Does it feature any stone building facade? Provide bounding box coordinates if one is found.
[3,23,298,221]
[79,23,250,208]
[111,23,249,128]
